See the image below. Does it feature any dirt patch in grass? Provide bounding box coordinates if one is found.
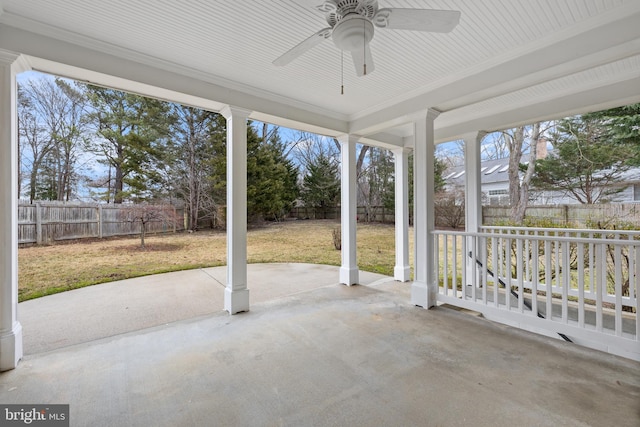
[18,220,413,301]
[113,243,184,252]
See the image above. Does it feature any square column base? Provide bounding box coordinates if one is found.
[224,288,250,315]
[394,265,411,282]
[411,281,437,309]
[339,267,359,286]
[0,322,23,371]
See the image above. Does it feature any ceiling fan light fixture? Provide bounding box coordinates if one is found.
[332,13,373,52]
[273,1,461,77]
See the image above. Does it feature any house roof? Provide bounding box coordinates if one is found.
[1,0,639,147]
[444,157,511,187]
[444,156,640,188]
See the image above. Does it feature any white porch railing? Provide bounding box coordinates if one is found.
[433,226,640,361]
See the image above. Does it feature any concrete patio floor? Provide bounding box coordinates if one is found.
[2,263,639,426]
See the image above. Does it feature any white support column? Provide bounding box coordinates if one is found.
[221,106,251,314]
[0,51,28,371]
[338,134,359,285]
[393,147,411,282]
[463,131,487,287]
[411,109,440,308]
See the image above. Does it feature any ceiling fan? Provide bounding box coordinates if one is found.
[273,0,461,76]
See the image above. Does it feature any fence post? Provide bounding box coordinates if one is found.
[35,202,42,244]
[173,206,177,233]
[98,205,103,239]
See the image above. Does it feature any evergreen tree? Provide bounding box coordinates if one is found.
[246,125,299,221]
[205,120,299,223]
[86,86,173,203]
[531,112,637,204]
[583,103,640,166]
[300,153,340,218]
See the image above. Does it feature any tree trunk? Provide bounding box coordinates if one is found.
[140,221,146,248]
[29,168,37,203]
[114,165,124,203]
[508,127,525,222]
[512,122,541,223]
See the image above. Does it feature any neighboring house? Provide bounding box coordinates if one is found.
[443,158,511,205]
[443,155,640,205]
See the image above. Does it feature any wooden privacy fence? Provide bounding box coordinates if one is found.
[18,201,185,245]
[291,203,640,228]
[289,206,395,222]
[483,204,640,228]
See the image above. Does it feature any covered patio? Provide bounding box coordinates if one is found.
[1,0,640,376]
[2,264,640,426]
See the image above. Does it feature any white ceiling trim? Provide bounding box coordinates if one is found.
[0,24,350,136]
[353,2,640,120]
[0,11,349,123]
[1,0,639,149]
[436,57,640,130]
[435,75,640,142]
[349,3,640,136]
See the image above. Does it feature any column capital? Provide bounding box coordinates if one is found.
[425,107,441,121]
[220,105,251,120]
[411,107,441,122]
[0,50,30,73]
[391,147,412,155]
[335,133,360,144]
[460,131,488,145]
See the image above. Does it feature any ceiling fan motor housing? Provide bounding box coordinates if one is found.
[332,13,374,52]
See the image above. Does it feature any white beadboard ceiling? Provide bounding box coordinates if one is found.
[0,0,639,145]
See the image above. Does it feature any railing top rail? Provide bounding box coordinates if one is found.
[481,225,640,236]
[434,229,640,245]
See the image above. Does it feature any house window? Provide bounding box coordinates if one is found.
[634,184,640,201]
[488,189,508,196]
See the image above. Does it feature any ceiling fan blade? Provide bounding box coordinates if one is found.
[351,43,375,77]
[291,0,337,13]
[374,8,461,32]
[273,28,332,67]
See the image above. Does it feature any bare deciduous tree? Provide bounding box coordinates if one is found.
[504,122,546,223]
[120,203,179,248]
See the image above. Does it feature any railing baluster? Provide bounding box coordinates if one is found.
[452,236,457,299]
[596,244,604,332]
[462,237,467,301]
[492,235,499,308]
[629,234,636,304]
[635,244,640,342]
[471,236,477,302]
[525,236,530,286]
[532,239,539,318]
[588,232,595,301]
[545,239,552,321]
[555,240,561,301]
[435,233,440,296]
[481,235,488,305]
[506,237,512,311]
[614,243,622,337]
[577,242,585,328]
[498,236,503,296]
[517,238,524,313]
[443,235,449,296]
[562,240,569,324]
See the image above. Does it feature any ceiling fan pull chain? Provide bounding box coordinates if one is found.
[341,50,345,95]
[363,17,367,75]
